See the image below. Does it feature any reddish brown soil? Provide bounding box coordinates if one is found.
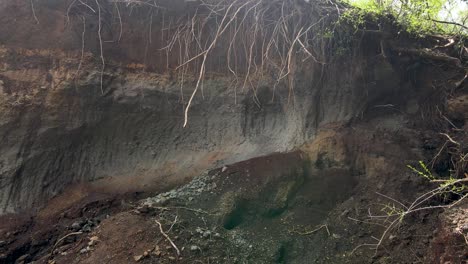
[1,138,467,264]
[0,186,144,264]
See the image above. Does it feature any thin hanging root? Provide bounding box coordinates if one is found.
[66,0,78,25]
[183,45,207,128]
[242,21,258,91]
[179,0,330,126]
[115,2,123,43]
[95,0,105,94]
[31,0,40,24]
[183,0,244,127]
[79,0,96,13]
[75,16,86,79]
[189,0,262,112]
[67,0,336,125]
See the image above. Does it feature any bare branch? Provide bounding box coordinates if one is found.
[429,18,468,31]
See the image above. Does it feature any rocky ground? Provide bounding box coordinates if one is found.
[1,114,467,263]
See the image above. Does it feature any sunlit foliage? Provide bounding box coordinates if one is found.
[346,0,468,34]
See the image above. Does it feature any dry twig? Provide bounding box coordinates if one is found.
[290,224,331,236]
[155,219,180,256]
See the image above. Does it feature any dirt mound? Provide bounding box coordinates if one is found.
[2,110,467,263]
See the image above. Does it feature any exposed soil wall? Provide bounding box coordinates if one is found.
[0,1,467,263]
[0,0,407,214]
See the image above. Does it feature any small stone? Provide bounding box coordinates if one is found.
[168,256,176,260]
[88,236,99,247]
[222,166,228,172]
[133,255,143,262]
[138,206,149,214]
[82,225,92,233]
[340,209,350,217]
[16,254,29,263]
[190,245,199,251]
[80,248,89,254]
[71,222,81,231]
[203,231,211,238]
[214,233,221,238]
[159,197,168,205]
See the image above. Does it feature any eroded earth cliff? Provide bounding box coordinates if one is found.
[0,0,467,263]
